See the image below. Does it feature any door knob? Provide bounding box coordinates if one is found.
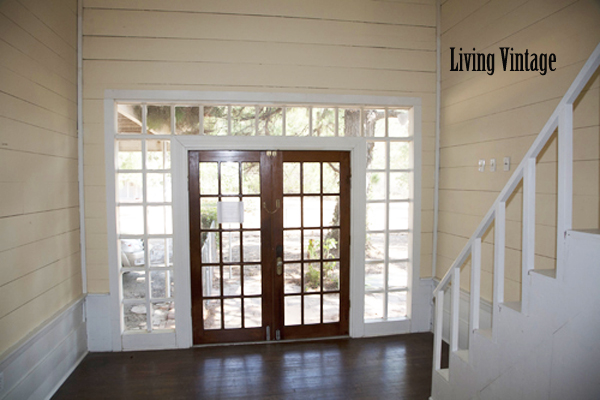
[276,257,283,275]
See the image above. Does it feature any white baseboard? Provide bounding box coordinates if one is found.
[0,297,88,400]
[85,294,113,352]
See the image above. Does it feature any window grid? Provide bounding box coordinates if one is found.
[115,102,413,329]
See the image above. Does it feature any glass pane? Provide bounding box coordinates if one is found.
[117,104,142,134]
[323,261,339,291]
[203,299,222,329]
[389,262,408,289]
[231,106,255,136]
[323,196,339,227]
[304,294,321,324]
[224,298,242,329]
[312,108,335,136]
[244,297,262,328]
[366,203,385,231]
[118,206,144,235]
[151,270,174,299]
[199,162,218,195]
[303,196,320,227]
[323,229,339,259]
[146,140,171,170]
[147,206,172,235]
[242,197,260,229]
[147,105,171,135]
[124,303,147,331]
[243,265,261,295]
[118,173,143,203]
[390,142,410,169]
[389,109,410,137]
[117,140,142,170]
[364,292,384,321]
[147,173,172,203]
[284,230,301,261]
[149,238,173,267]
[202,266,220,297]
[285,296,301,325]
[221,162,240,195]
[364,109,385,137]
[122,271,146,299]
[152,302,175,329]
[221,232,240,263]
[323,162,340,193]
[367,172,386,200]
[389,232,409,260]
[284,263,301,294]
[367,141,386,170]
[175,106,200,135]
[200,198,218,229]
[242,162,260,194]
[283,163,300,194]
[365,263,384,291]
[389,202,409,230]
[339,108,360,137]
[242,231,261,262]
[388,291,407,318]
[304,229,321,260]
[302,163,320,193]
[120,239,145,267]
[283,197,301,228]
[203,106,228,136]
[366,233,385,261]
[304,262,321,292]
[323,293,340,323]
[223,265,241,296]
[257,107,283,136]
[201,232,220,263]
[390,172,409,200]
[286,107,309,136]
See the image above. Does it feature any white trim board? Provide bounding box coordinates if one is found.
[0,297,87,400]
[101,90,425,350]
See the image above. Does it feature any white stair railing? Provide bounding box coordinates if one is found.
[431,43,600,379]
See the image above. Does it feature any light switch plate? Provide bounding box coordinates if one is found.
[490,158,496,172]
[478,159,485,172]
[503,157,511,171]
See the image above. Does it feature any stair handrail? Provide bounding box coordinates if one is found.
[433,42,600,298]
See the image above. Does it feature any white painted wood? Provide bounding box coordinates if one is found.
[469,238,481,357]
[521,157,536,314]
[0,298,87,400]
[492,201,505,340]
[556,104,573,281]
[433,289,444,372]
[85,294,112,352]
[78,0,86,295]
[450,268,460,352]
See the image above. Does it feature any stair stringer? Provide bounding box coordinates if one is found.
[432,230,600,400]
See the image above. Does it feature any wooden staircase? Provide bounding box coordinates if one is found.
[430,43,600,400]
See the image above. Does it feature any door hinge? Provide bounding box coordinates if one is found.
[266,326,270,341]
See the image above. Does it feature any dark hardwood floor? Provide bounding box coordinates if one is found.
[53,333,437,399]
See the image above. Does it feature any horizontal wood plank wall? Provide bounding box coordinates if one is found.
[82,0,438,293]
[438,0,600,301]
[0,0,82,357]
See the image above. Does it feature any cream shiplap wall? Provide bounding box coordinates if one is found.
[82,0,438,293]
[0,0,81,356]
[438,0,600,302]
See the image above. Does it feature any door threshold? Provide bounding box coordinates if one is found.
[192,335,351,348]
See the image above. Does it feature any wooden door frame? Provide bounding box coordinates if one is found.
[172,136,369,347]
